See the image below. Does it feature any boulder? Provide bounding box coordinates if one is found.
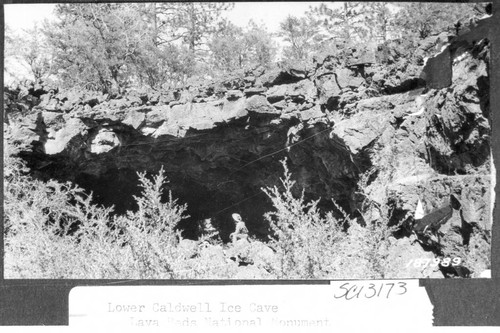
[44,118,88,155]
[336,68,365,89]
[423,53,490,174]
[288,80,317,102]
[226,89,243,101]
[153,122,180,138]
[244,86,267,97]
[331,107,390,155]
[245,95,278,114]
[315,74,341,107]
[123,109,146,129]
[41,111,64,128]
[384,237,442,278]
[300,105,324,121]
[266,85,288,103]
[90,128,121,154]
[222,98,248,120]
[145,106,169,126]
[266,80,316,104]
[421,47,452,89]
[347,44,376,67]
[256,63,310,87]
[181,102,225,131]
[159,90,178,105]
[44,99,61,112]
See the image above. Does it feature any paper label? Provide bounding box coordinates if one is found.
[69,281,433,331]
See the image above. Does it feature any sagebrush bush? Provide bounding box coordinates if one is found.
[4,150,444,279]
[114,167,189,278]
[3,145,237,278]
[262,159,397,279]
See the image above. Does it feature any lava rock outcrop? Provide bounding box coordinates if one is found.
[4,16,493,276]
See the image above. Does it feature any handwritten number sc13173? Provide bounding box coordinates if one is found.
[333,282,407,300]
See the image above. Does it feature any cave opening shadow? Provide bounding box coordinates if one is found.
[74,168,276,242]
[75,168,140,216]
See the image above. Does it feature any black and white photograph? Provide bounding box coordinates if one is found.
[3,1,494,281]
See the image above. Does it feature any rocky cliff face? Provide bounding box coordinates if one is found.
[4,17,493,275]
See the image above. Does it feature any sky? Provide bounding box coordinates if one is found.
[4,2,330,33]
[4,3,55,32]
[225,2,328,31]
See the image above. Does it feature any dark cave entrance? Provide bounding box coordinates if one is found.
[37,156,354,243]
[22,119,364,243]
[75,168,139,215]
[73,166,276,242]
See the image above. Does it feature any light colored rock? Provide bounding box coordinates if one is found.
[336,68,364,88]
[265,80,316,104]
[300,105,323,121]
[140,127,157,136]
[245,95,278,114]
[123,109,146,129]
[384,237,441,278]
[226,89,243,100]
[331,109,390,155]
[244,86,267,96]
[288,80,317,101]
[41,111,64,127]
[266,85,288,102]
[150,98,246,136]
[222,98,247,121]
[44,118,88,155]
[316,74,341,105]
[90,129,121,154]
[153,122,180,138]
[145,106,169,126]
[189,101,225,130]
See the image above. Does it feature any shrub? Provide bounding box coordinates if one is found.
[262,159,340,278]
[4,143,246,279]
[262,159,399,279]
[4,155,117,278]
[4,149,195,278]
[3,154,427,279]
[114,167,191,278]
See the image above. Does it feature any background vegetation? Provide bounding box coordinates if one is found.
[5,2,483,91]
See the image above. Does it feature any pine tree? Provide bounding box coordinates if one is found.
[279,14,323,61]
[44,3,149,92]
[394,2,477,39]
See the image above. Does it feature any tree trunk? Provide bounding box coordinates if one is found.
[152,3,158,45]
